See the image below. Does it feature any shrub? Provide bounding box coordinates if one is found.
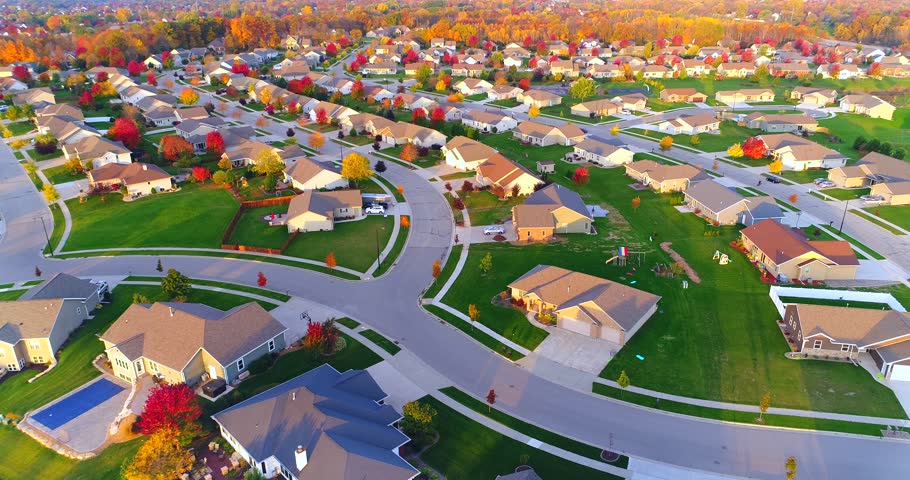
[247,354,276,375]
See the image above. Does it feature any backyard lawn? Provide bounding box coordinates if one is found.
[647,98,693,111]
[384,145,443,169]
[810,109,910,159]
[461,190,523,225]
[668,120,761,153]
[818,187,870,200]
[27,148,62,162]
[478,132,572,164]
[226,204,291,249]
[42,164,85,185]
[283,214,394,272]
[487,98,521,108]
[62,183,238,251]
[540,96,619,124]
[778,169,829,184]
[443,154,906,417]
[7,120,35,136]
[0,289,27,301]
[863,205,910,232]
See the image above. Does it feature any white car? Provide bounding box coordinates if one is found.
[860,195,886,204]
[365,205,385,214]
[483,226,505,235]
[816,180,836,188]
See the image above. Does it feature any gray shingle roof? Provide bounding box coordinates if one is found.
[18,273,98,301]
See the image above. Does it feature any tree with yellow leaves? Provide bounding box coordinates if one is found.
[611,125,619,136]
[528,105,540,117]
[400,143,419,163]
[309,132,325,152]
[768,158,783,174]
[259,88,273,106]
[727,143,744,158]
[659,136,673,151]
[341,152,373,187]
[178,88,199,105]
[122,428,193,480]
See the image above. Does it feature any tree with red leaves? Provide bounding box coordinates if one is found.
[486,389,497,412]
[523,35,534,48]
[742,137,767,159]
[741,49,754,62]
[95,71,109,83]
[303,321,324,350]
[528,57,539,69]
[12,64,30,82]
[303,319,340,355]
[442,51,453,65]
[536,40,547,56]
[828,64,842,79]
[127,60,144,77]
[299,76,314,95]
[108,117,141,150]
[160,135,193,162]
[572,167,590,186]
[467,35,479,48]
[403,49,418,64]
[326,42,338,56]
[257,271,267,287]
[430,107,446,126]
[287,79,304,94]
[137,383,202,442]
[483,40,494,51]
[868,62,883,77]
[350,80,365,100]
[519,78,530,91]
[78,91,94,108]
[339,36,351,48]
[231,62,250,75]
[315,108,328,125]
[146,73,157,86]
[671,34,683,46]
[192,166,211,183]
[205,131,225,156]
[412,108,426,124]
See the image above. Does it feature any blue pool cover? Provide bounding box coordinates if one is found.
[31,379,125,430]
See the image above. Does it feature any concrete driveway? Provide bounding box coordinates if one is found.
[530,319,619,375]
[465,220,517,243]
[269,297,346,343]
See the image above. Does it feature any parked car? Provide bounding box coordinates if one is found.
[860,195,886,204]
[216,88,227,94]
[365,205,385,214]
[483,226,505,235]
[816,180,836,188]
[765,176,781,184]
[813,177,828,185]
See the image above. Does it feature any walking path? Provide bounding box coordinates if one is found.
[117,280,283,306]
[52,200,72,255]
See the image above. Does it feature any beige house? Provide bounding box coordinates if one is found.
[659,88,707,103]
[1,273,104,371]
[655,113,720,135]
[362,62,398,75]
[827,152,910,188]
[283,156,348,191]
[101,302,286,386]
[740,219,858,282]
[714,89,775,104]
[570,99,621,118]
[88,163,173,197]
[62,136,132,169]
[487,85,523,101]
[442,136,497,170]
[683,179,783,226]
[12,87,55,107]
[512,184,593,241]
[508,265,660,345]
[461,110,518,133]
[624,160,708,192]
[475,153,541,196]
[716,62,756,78]
[517,90,562,108]
[790,87,837,106]
[453,78,493,95]
[839,94,896,120]
[612,93,648,111]
[760,134,847,170]
[286,190,363,233]
[37,116,101,145]
[782,305,910,381]
[570,138,633,167]
[513,121,585,146]
[870,182,910,205]
[743,113,818,133]
[451,63,485,78]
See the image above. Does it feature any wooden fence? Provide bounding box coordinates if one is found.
[221,195,297,254]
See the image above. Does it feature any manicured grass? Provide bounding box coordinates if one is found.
[336,317,361,329]
[43,203,65,255]
[63,183,239,251]
[0,289,27,300]
[384,145,442,169]
[0,426,143,480]
[284,215,394,272]
[373,174,406,201]
[424,305,524,361]
[227,204,291,249]
[592,383,896,437]
[816,108,910,157]
[440,387,628,468]
[446,152,905,416]
[42,164,85,185]
[863,205,910,232]
[7,120,35,136]
[424,244,464,299]
[478,132,572,163]
[647,99,693,112]
[144,131,172,146]
[439,171,476,181]
[669,120,762,153]
[778,296,893,310]
[359,329,401,355]
[487,98,521,108]
[418,397,621,480]
[464,93,488,102]
[0,285,268,416]
[818,187,871,200]
[462,190,523,225]
[124,276,291,302]
[778,169,829,184]
[851,209,906,235]
[373,222,409,277]
[27,148,62,161]
[13,150,24,160]
[335,134,374,146]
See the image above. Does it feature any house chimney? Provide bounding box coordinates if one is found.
[295,446,308,470]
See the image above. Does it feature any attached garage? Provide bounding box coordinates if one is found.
[889,363,910,382]
[559,318,592,337]
[599,327,621,343]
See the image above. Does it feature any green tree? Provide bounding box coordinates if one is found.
[161,268,190,299]
[479,252,493,273]
[401,401,437,444]
[132,293,150,304]
[690,134,700,146]
[340,152,374,186]
[617,370,631,398]
[568,77,597,102]
[251,149,285,176]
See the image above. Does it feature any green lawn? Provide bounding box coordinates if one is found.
[815,108,910,157]
[373,222,409,277]
[359,329,401,355]
[0,426,142,480]
[144,131,172,146]
[124,276,291,302]
[478,132,572,163]
[818,187,871,200]
[227,204,290,249]
[283,215,394,272]
[42,164,85,185]
[0,285,270,417]
[13,150,24,160]
[863,205,910,232]
[462,190,523,225]
[27,148,62,162]
[440,171,476,181]
[777,296,892,310]
[851,209,906,235]
[0,289,27,301]
[384,145,443,169]
[647,99,693,112]
[487,98,521,108]
[424,244,464,299]
[336,134,375,146]
[464,93,488,102]
[444,153,906,417]
[778,169,829,184]
[7,120,35,136]
[373,174,406,201]
[336,317,360,329]
[418,397,621,480]
[670,120,762,153]
[424,305,524,360]
[44,203,65,255]
[63,183,238,251]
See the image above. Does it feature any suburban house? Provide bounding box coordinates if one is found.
[442,136,497,170]
[1,273,105,371]
[817,63,861,79]
[549,60,580,78]
[684,179,783,225]
[475,154,541,196]
[212,365,419,480]
[656,113,721,135]
[283,157,348,191]
[62,136,132,169]
[587,64,623,79]
[570,137,634,167]
[740,219,859,282]
[286,190,363,233]
[839,94,896,120]
[487,85,523,101]
[759,134,848,170]
[508,265,660,345]
[789,87,838,106]
[362,62,398,75]
[221,140,279,169]
[716,63,756,78]
[37,116,100,145]
[100,302,286,386]
[827,152,910,189]
[612,93,648,111]
[513,121,585,146]
[517,89,562,108]
[35,103,83,121]
[570,99,621,118]
[175,107,210,123]
[0,77,27,93]
[373,122,446,148]
[511,184,593,241]
[782,304,910,381]
[768,62,812,77]
[870,182,910,205]
[714,89,775,104]
[12,87,55,108]
[659,88,707,103]
[453,78,493,95]
[461,110,518,133]
[743,113,818,133]
[537,160,555,174]
[308,101,357,123]
[625,160,708,192]
[87,163,173,196]
[451,63,485,78]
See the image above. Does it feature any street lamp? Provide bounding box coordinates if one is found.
[375,227,382,271]
[838,199,850,233]
[37,216,51,257]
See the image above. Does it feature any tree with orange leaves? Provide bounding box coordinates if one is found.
[325,252,337,268]
[401,215,410,227]
[400,143,418,162]
[178,88,199,105]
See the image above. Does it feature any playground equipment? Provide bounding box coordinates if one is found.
[606,246,644,267]
[713,250,731,265]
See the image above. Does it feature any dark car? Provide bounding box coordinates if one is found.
[766,176,781,184]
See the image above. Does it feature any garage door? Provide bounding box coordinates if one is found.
[600,327,621,344]
[890,364,910,382]
[561,318,591,337]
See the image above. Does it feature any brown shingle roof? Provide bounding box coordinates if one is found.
[792,304,910,347]
[626,160,705,183]
[0,299,64,343]
[88,162,170,186]
[741,219,858,266]
[287,190,362,220]
[283,156,340,184]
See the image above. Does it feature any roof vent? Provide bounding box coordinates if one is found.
[295,446,308,470]
[169,307,175,317]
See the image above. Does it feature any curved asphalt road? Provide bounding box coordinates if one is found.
[2,130,909,479]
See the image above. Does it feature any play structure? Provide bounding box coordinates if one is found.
[713,250,731,265]
[606,246,645,267]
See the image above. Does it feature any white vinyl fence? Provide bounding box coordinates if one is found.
[768,285,906,317]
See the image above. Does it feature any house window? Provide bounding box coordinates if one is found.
[280,465,292,479]
[268,339,276,352]
[237,358,245,371]
[148,361,159,372]
[841,344,851,352]
[32,356,44,363]
[29,342,40,350]
[0,351,4,358]
[813,340,823,350]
